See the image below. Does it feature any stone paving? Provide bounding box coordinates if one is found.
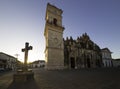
[0,68,120,89]
[0,71,13,89]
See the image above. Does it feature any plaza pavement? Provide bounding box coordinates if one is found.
[0,68,120,89]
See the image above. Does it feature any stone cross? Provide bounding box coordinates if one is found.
[22,42,32,71]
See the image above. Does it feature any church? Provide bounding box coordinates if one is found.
[44,3,103,69]
[64,33,102,69]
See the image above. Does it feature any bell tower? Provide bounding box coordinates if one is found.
[44,3,64,69]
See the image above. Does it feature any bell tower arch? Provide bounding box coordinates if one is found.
[44,3,64,69]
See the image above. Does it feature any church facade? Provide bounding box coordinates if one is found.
[64,33,103,69]
[44,3,103,69]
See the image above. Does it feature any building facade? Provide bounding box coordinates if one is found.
[101,48,113,67]
[0,52,17,70]
[44,3,114,69]
[29,60,45,68]
[112,59,120,67]
[64,33,103,69]
[44,3,64,69]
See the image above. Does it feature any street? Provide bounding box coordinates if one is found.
[0,68,120,89]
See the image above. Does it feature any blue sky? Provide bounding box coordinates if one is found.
[0,0,120,62]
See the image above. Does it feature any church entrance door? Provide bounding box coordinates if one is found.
[87,58,91,68]
[70,57,75,69]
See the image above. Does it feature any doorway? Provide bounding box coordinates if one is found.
[87,58,91,68]
[70,57,75,69]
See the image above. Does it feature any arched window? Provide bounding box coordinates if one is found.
[53,18,57,25]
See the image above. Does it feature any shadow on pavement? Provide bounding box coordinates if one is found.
[7,80,40,89]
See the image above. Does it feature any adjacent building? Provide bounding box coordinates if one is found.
[29,60,45,68]
[101,48,113,67]
[112,59,120,67]
[0,52,17,70]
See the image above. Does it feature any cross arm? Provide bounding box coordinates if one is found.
[22,48,25,52]
[28,46,33,50]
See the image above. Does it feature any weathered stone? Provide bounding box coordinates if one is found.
[44,3,64,70]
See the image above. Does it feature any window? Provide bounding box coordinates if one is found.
[53,18,57,25]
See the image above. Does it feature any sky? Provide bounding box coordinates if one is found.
[0,0,120,62]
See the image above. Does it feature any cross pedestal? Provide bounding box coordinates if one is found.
[13,42,34,82]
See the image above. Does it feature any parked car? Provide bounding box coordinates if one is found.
[0,68,5,72]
